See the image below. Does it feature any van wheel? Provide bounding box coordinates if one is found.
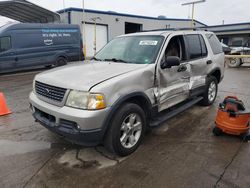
[104,103,146,156]
[55,57,67,67]
[200,76,218,106]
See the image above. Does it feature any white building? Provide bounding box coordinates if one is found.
[58,8,206,57]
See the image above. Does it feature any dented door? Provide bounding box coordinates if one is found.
[157,62,191,111]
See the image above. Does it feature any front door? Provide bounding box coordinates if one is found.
[157,34,191,111]
[0,36,16,73]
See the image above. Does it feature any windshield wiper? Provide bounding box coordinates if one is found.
[104,58,128,63]
[91,57,102,61]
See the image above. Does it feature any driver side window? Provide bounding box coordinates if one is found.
[0,37,11,53]
[162,35,186,63]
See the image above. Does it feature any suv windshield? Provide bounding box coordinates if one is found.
[94,35,164,64]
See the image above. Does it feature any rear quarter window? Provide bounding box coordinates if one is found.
[185,34,207,60]
[206,34,223,54]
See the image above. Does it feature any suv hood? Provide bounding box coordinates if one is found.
[35,61,148,91]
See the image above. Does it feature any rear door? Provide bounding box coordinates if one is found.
[0,36,16,73]
[157,34,191,111]
[184,33,209,92]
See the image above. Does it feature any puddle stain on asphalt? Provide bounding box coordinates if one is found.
[0,140,51,157]
[58,147,126,170]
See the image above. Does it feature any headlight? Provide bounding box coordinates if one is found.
[66,90,106,110]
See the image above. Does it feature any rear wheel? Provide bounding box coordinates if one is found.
[228,58,242,68]
[104,103,146,156]
[55,56,67,67]
[200,76,218,106]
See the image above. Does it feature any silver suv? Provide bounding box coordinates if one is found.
[30,30,225,156]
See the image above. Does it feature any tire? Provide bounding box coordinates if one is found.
[104,103,146,156]
[213,126,222,136]
[228,58,242,68]
[200,76,218,106]
[55,57,67,67]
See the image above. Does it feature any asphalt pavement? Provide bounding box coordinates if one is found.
[0,65,250,188]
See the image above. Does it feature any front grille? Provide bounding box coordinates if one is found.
[35,81,67,102]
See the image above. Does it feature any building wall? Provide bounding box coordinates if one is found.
[60,10,205,41]
[217,34,250,47]
[59,10,206,57]
[204,23,250,47]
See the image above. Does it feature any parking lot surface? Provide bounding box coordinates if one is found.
[0,65,250,188]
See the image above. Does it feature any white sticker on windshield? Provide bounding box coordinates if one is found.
[139,40,158,46]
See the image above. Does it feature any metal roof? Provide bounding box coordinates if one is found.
[57,8,207,26]
[0,0,60,23]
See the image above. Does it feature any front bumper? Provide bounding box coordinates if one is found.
[29,92,110,146]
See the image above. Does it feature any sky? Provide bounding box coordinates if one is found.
[0,0,250,26]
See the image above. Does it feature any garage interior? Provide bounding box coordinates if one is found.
[125,22,143,34]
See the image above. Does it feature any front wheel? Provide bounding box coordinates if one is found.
[200,76,218,106]
[104,103,146,156]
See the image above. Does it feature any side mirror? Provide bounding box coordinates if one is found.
[161,56,181,69]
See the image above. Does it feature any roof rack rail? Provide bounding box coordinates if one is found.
[141,27,208,32]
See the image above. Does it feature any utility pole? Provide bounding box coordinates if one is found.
[63,0,66,23]
[182,0,206,28]
[82,0,87,58]
[90,17,101,55]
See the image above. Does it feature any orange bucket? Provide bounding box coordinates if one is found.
[214,96,250,136]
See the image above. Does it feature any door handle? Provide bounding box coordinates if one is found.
[207,60,213,65]
[177,65,187,72]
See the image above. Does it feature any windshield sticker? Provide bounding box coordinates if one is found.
[139,41,158,46]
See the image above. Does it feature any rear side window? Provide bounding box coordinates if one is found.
[185,34,207,60]
[206,34,223,54]
[0,37,11,52]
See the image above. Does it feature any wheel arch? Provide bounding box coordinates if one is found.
[56,55,68,61]
[101,92,154,141]
[55,52,68,62]
[208,68,221,83]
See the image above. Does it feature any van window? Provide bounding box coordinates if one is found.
[0,37,11,52]
[185,34,205,59]
[206,34,223,54]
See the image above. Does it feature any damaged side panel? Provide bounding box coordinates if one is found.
[156,64,191,112]
[90,64,157,107]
